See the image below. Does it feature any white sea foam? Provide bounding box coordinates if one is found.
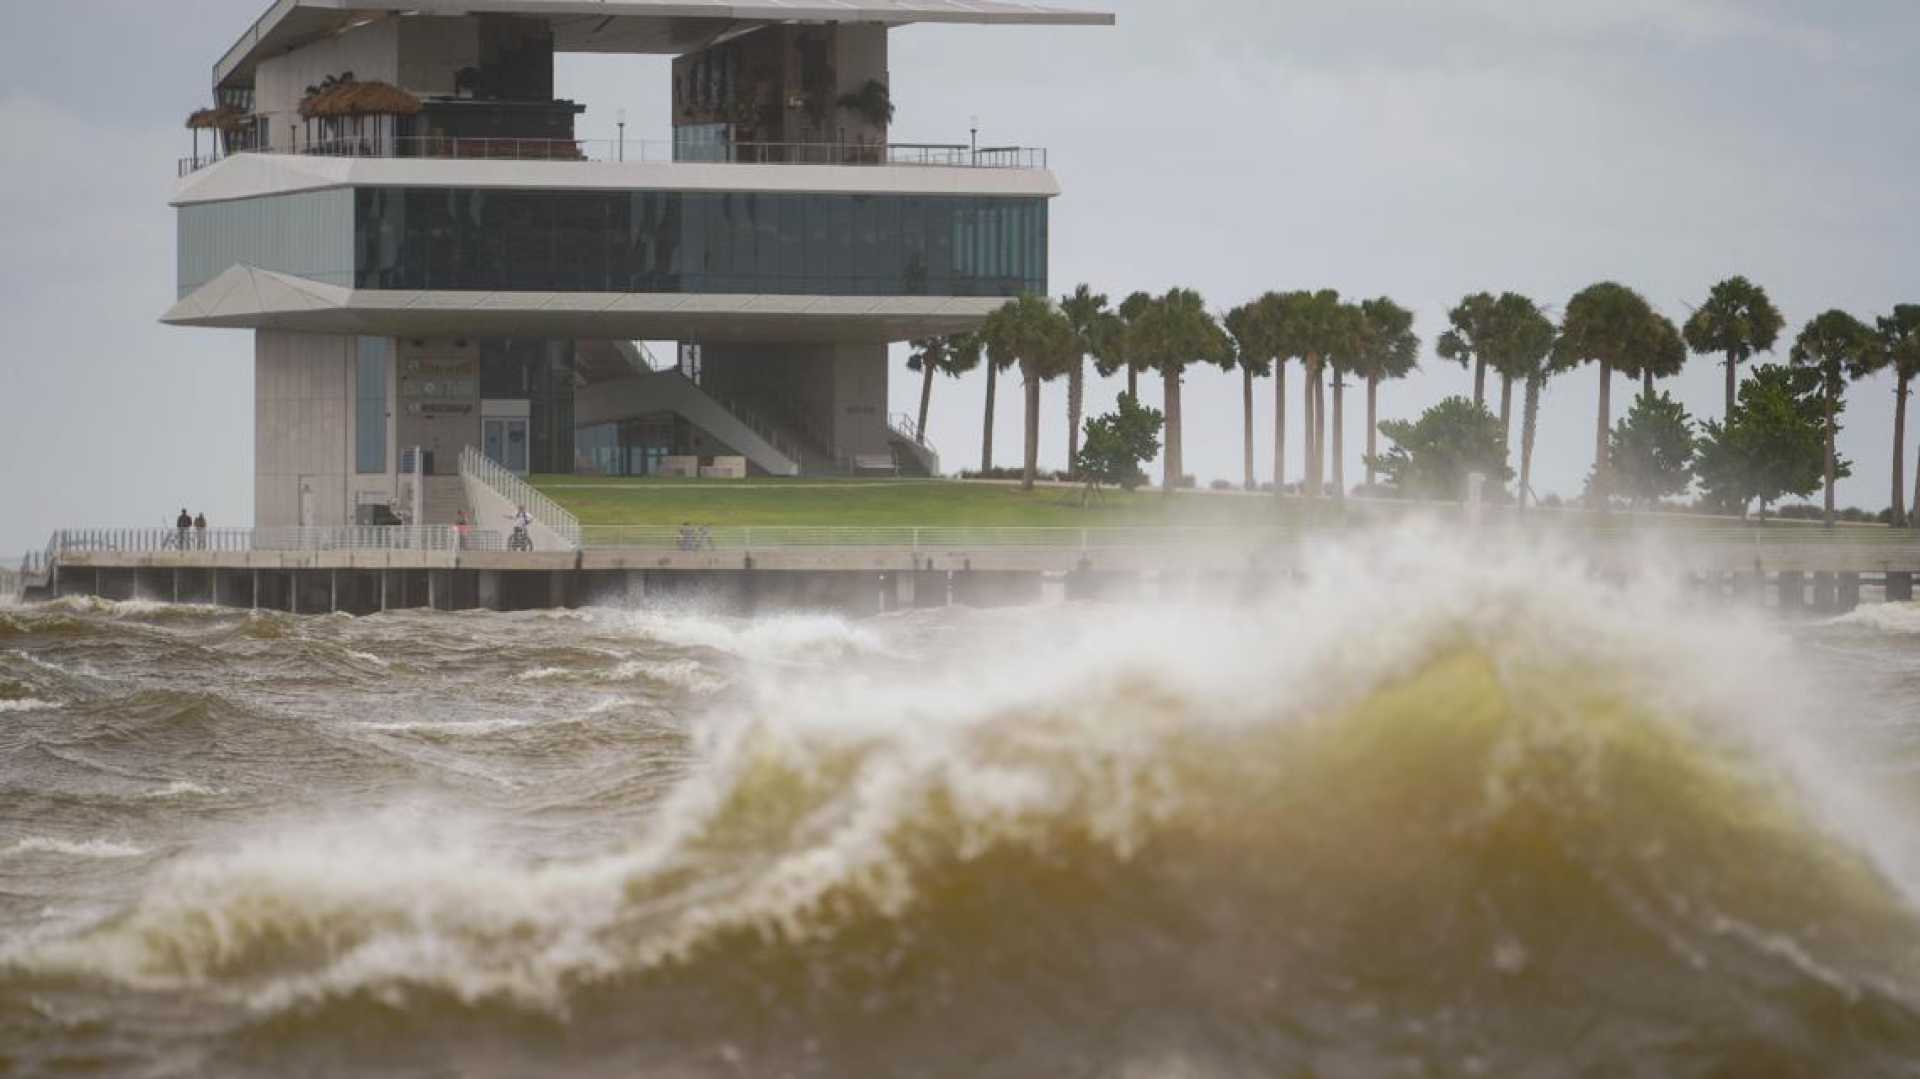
[608,609,889,665]
[603,659,726,694]
[1828,603,1920,636]
[3,837,146,859]
[142,780,221,800]
[346,650,390,667]
[515,667,573,683]
[0,698,58,713]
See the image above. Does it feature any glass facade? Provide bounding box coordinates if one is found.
[355,188,1047,296]
[479,339,575,475]
[355,336,391,474]
[177,188,355,298]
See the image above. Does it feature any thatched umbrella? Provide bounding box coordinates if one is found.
[185,105,249,161]
[299,79,421,152]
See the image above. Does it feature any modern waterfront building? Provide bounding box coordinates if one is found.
[169,0,1110,529]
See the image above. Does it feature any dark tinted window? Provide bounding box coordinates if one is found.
[354,188,1046,297]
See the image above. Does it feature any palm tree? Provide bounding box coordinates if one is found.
[1258,290,1311,493]
[1481,293,1557,464]
[1636,313,1687,399]
[1556,282,1656,507]
[981,295,1079,491]
[1437,292,1499,409]
[1789,309,1876,527]
[978,333,1018,475]
[1092,291,1154,401]
[1279,289,1346,497]
[1059,285,1112,472]
[1883,306,1920,529]
[1225,301,1275,490]
[1683,276,1784,421]
[1342,297,1420,490]
[906,334,981,447]
[1125,288,1233,491]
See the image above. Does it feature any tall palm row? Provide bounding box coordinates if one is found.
[952,281,1910,525]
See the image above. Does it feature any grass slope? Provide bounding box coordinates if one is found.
[532,477,1292,528]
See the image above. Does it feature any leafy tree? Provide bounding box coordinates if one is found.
[1605,391,1696,507]
[905,333,981,447]
[1225,300,1275,490]
[1556,282,1656,506]
[1124,288,1233,491]
[1059,285,1114,473]
[1478,293,1557,488]
[1683,276,1784,421]
[1368,397,1513,501]
[1336,297,1419,494]
[1437,292,1499,409]
[1695,365,1848,519]
[1875,306,1920,528]
[1075,392,1164,502]
[1789,309,1876,526]
[981,294,1078,491]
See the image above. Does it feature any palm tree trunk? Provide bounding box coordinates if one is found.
[1895,376,1910,528]
[981,361,997,474]
[916,362,936,446]
[1498,375,1514,460]
[1473,357,1486,408]
[1067,359,1084,478]
[1022,366,1041,492]
[1303,357,1318,497]
[1274,364,1287,496]
[1126,365,1137,401]
[1642,369,1654,400]
[1241,366,1255,490]
[1365,375,1379,489]
[1521,374,1542,511]
[1163,367,1183,492]
[1593,361,1612,508]
[1824,382,1837,528]
[1725,352,1739,421]
[1330,373,1346,500]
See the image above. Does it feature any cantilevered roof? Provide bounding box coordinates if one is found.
[216,0,1113,89]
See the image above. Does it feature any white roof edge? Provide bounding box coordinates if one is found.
[173,154,1062,205]
[215,0,1112,88]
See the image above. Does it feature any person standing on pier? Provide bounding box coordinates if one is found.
[193,512,208,549]
[175,509,192,550]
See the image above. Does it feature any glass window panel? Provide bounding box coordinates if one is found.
[355,336,391,474]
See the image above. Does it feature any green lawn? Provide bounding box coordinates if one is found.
[534,477,1308,528]
[532,475,1917,541]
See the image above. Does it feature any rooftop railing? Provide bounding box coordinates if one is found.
[178,138,1047,176]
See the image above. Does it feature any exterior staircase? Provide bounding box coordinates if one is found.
[888,413,941,477]
[577,370,805,477]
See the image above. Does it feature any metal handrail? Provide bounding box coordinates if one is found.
[459,447,583,549]
[50,526,463,553]
[177,137,1050,176]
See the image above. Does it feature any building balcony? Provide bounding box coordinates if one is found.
[177,137,1048,177]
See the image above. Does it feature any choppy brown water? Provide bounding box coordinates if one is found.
[5,533,1920,1077]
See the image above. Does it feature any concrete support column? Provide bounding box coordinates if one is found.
[1777,572,1804,612]
[251,570,260,612]
[428,570,441,611]
[1811,572,1837,613]
[172,568,180,604]
[381,571,390,612]
[1838,572,1861,613]
[549,571,568,611]
[289,572,301,615]
[1888,572,1915,603]
[478,571,501,612]
[330,570,339,614]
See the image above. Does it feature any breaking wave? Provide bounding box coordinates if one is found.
[11,530,1920,1073]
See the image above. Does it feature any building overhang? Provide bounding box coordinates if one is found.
[216,0,1114,90]
[163,266,1007,343]
[173,153,1061,206]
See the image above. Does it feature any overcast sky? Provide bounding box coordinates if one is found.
[3,0,1918,555]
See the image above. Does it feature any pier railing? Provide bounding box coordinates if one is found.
[577,525,1302,551]
[46,526,498,554]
